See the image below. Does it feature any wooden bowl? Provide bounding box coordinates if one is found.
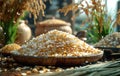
[12,53,103,66]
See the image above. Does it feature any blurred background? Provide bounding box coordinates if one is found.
[23,0,120,35]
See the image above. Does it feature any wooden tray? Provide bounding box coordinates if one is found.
[12,53,103,66]
[95,47,120,52]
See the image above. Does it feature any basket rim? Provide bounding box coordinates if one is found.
[11,53,103,66]
[11,52,103,58]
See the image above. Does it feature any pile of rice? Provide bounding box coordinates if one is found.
[12,30,103,57]
[0,43,21,53]
[94,32,120,47]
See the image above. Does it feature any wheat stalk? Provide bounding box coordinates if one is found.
[0,0,46,22]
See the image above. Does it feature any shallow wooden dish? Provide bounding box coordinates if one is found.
[95,47,120,53]
[12,53,103,66]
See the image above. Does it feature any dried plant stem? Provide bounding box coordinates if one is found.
[59,0,116,44]
[0,0,46,45]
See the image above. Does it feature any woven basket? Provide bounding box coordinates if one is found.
[35,18,72,36]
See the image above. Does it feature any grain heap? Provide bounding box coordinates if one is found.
[0,43,21,54]
[12,30,103,57]
[94,32,120,47]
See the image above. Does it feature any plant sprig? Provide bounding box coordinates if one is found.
[59,0,117,44]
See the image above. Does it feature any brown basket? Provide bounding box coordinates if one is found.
[12,54,103,66]
[35,18,72,36]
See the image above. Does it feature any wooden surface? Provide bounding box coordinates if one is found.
[0,54,120,76]
[36,59,120,76]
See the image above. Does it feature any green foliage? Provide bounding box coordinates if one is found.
[86,12,114,44]
[0,19,18,44]
[59,0,116,44]
[20,11,29,20]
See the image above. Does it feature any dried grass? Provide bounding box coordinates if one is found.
[0,0,46,22]
[115,10,120,25]
[59,0,105,28]
[59,0,120,44]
